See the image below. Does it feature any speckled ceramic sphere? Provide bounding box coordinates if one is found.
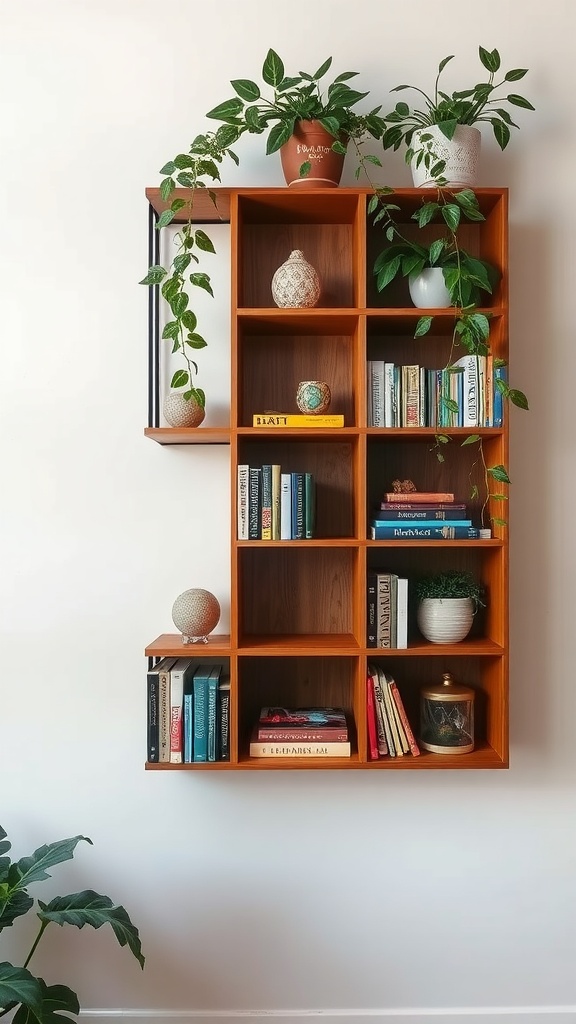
[296,380,331,415]
[163,391,205,428]
[172,588,220,641]
[271,250,320,308]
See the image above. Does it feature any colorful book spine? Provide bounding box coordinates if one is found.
[261,465,272,540]
[207,665,221,762]
[249,738,351,757]
[493,365,507,427]
[158,659,176,763]
[271,464,281,540]
[376,572,392,648]
[193,667,210,762]
[252,414,344,427]
[184,691,194,763]
[304,473,315,539]
[372,669,394,756]
[377,505,467,520]
[280,473,292,540]
[366,672,379,761]
[248,467,261,540]
[258,727,349,742]
[380,667,405,755]
[371,519,472,530]
[170,659,194,764]
[237,464,249,540]
[387,676,420,757]
[291,472,305,539]
[383,492,454,503]
[218,679,231,761]
[371,525,480,539]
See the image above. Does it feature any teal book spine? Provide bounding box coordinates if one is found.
[184,692,194,764]
[304,473,315,539]
[207,666,221,762]
[193,671,209,762]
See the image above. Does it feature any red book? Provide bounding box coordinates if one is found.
[366,673,379,760]
[383,491,454,503]
[380,502,466,511]
[387,677,420,757]
[258,727,348,741]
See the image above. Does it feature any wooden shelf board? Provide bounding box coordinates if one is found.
[366,427,504,438]
[366,639,504,656]
[236,538,359,548]
[237,309,359,332]
[144,427,230,445]
[367,538,504,548]
[145,634,231,657]
[146,187,232,222]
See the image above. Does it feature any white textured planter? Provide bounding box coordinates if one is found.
[408,268,451,308]
[410,125,481,188]
[417,597,474,644]
[163,391,205,428]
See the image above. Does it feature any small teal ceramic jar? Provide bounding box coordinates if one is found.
[296,380,331,415]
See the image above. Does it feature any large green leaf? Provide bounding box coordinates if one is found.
[13,981,80,1024]
[231,79,260,102]
[262,49,284,88]
[38,891,144,969]
[0,889,34,931]
[0,964,43,1019]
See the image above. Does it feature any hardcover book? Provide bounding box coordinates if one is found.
[170,659,196,764]
[383,491,455,503]
[158,657,177,763]
[237,464,249,540]
[193,664,212,762]
[218,678,231,761]
[258,707,347,729]
[371,525,480,539]
[252,414,344,427]
[249,734,351,758]
[378,504,467,520]
[207,664,222,762]
[147,656,175,762]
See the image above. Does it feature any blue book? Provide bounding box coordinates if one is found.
[207,665,222,762]
[184,692,194,763]
[370,524,480,540]
[493,366,507,427]
[193,665,212,762]
[371,518,472,530]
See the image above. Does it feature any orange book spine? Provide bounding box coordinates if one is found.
[389,680,420,757]
[383,491,454,503]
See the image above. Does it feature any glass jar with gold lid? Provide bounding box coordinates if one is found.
[420,672,474,754]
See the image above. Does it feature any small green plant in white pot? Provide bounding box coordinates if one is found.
[382,45,534,187]
[415,570,486,644]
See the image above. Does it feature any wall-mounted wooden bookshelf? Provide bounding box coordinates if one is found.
[144,186,509,770]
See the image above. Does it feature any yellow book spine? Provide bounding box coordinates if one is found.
[252,414,344,427]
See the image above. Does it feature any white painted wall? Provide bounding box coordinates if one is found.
[1,0,575,1020]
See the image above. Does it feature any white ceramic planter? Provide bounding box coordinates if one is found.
[408,268,451,308]
[163,391,205,428]
[410,125,481,188]
[417,597,474,644]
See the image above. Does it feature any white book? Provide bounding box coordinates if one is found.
[396,577,408,649]
[371,360,385,427]
[169,659,195,764]
[451,355,486,427]
[237,464,249,540]
[379,666,404,756]
[280,473,292,540]
[384,362,395,427]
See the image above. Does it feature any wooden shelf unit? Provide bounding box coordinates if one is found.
[145,186,509,771]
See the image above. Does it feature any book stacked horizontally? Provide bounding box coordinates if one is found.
[370,491,480,540]
[249,706,351,758]
[367,665,420,759]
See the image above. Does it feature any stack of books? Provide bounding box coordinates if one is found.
[238,464,315,540]
[367,570,408,648]
[367,665,420,759]
[370,491,480,540]
[146,659,230,764]
[249,706,351,758]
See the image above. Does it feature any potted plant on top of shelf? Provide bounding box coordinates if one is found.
[415,569,486,644]
[381,44,534,187]
[0,824,144,1023]
[206,49,387,188]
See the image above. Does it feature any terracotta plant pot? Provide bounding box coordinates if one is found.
[280,120,346,189]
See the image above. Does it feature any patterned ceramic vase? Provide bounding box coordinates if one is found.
[163,391,205,428]
[172,588,221,643]
[410,125,481,188]
[271,250,320,308]
[296,380,332,415]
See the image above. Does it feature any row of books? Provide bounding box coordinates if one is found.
[367,571,408,648]
[249,706,351,758]
[146,658,230,763]
[370,491,481,540]
[367,356,506,428]
[237,465,315,540]
[367,665,420,758]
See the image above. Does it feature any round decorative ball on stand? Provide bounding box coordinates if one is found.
[296,380,331,415]
[172,588,220,644]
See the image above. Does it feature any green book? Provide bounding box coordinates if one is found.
[304,473,315,539]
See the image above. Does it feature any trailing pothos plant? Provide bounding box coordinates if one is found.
[0,826,144,1024]
[369,184,528,529]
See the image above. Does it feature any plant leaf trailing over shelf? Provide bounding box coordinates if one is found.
[366,180,528,529]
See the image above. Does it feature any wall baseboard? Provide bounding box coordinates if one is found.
[80,1007,576,1024]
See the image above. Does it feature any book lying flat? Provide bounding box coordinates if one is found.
[252,414,344,427]
[383,491,455,503]
[371,524,480,540]
[250,735,351,758]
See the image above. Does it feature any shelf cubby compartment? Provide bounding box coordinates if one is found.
[365,187,508,311]
[238,437,360,539]
[237,312,360,427]
[236,191,363,309]
[237,546,361,647]
[364,654,507,768]
[367,311,507,370]
[237,655,362,767]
